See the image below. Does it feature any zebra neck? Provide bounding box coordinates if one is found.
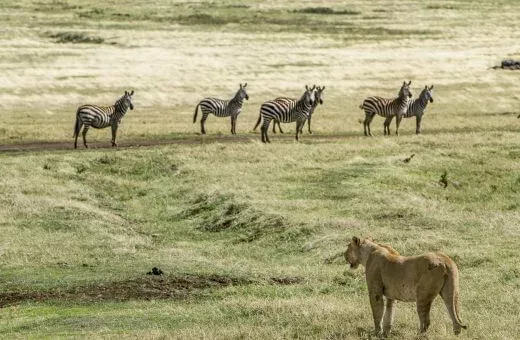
[418,96,429,108]
[294,100,311,116]
[112,102,129,120]
[395,95,409,111]
[229,97,244,108]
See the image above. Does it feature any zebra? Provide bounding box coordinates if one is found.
[385,85,434,134]
[300,85,325,135]
[193,83,249,135]
[253,86,325,135]
[259,85,315,143]
[360,81,412,136]
[73,90,134,149]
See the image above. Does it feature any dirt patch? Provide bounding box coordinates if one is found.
[0,274,253,307]
[0,273,306,307]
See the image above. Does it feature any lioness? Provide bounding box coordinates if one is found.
[345,236,466,336]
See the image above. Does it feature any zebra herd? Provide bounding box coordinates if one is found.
[72,82,434,148]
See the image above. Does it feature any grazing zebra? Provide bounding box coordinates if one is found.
[360,81,412,136]
[193,83,249,135]
[385,85,434,134]
[73,90,134,149]
[259,85,315,143]
[253,86,325,135]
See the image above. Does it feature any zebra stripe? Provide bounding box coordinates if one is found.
[360,81,412,136]
[259,85,315,143]
[73,90,134,149]
[193,83,249,135]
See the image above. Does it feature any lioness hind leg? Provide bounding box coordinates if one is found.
[382,298,396,337]
[416,269,445,333]
[416,300,433,333]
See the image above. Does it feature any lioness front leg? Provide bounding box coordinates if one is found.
[369,290,385,336]
[383,298,396,336]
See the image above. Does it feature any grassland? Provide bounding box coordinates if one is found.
[1,1,520,339]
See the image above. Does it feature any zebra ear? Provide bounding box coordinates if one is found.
[125,91,128,95]
[408,80,412,85]
[130,90,134,95]
[425,85,428,89]
[321,86,325,91]
[244,82,247,88]
[429,85,434,90]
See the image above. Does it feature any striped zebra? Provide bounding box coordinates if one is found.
[259,85,315,143]
[360,81,412,136]
[387,85,434,134]
[300,85,325,134]
[193,83,249,135]
[73,90,134,149]
[253,86,325,135]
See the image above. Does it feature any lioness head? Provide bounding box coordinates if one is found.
[345,236,363,269]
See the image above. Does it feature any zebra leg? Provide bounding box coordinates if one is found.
[111,124,118,147]
[272,121,277,134]
[395,115,403,136]
[295,120,303,141]
[365,113,375,137]
[200,113,208,135]
[416,115,422,134]
[384,116,393,136]
[261,119,271,143]
[308,116,312,134]
[278,121,284,134]
[230,116,236,135]
[82,126,89,148]
[74,120,83,149]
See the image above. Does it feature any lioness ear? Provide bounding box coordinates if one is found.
[352,236,360,246]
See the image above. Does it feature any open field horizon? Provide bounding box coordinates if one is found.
[1,1,520,339]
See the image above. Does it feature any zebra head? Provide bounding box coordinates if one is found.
[237,83,249,101]
[304,85,316,107]
[422,85,434,103]
[399,81,412,99]
[315,86,325,105]
[120,90,134,110]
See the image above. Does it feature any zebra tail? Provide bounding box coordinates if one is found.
[359,103,364,110]
[73,108,81,138]
[252,111,262,131]
[193,104,199,123]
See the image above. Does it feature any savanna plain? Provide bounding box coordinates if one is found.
[1,0,520,339]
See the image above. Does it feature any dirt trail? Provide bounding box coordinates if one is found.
[0,133,356,153]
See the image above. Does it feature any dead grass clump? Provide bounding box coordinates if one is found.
[48,32,104,44]
[177,14,232,25]
[295,7,360,15]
